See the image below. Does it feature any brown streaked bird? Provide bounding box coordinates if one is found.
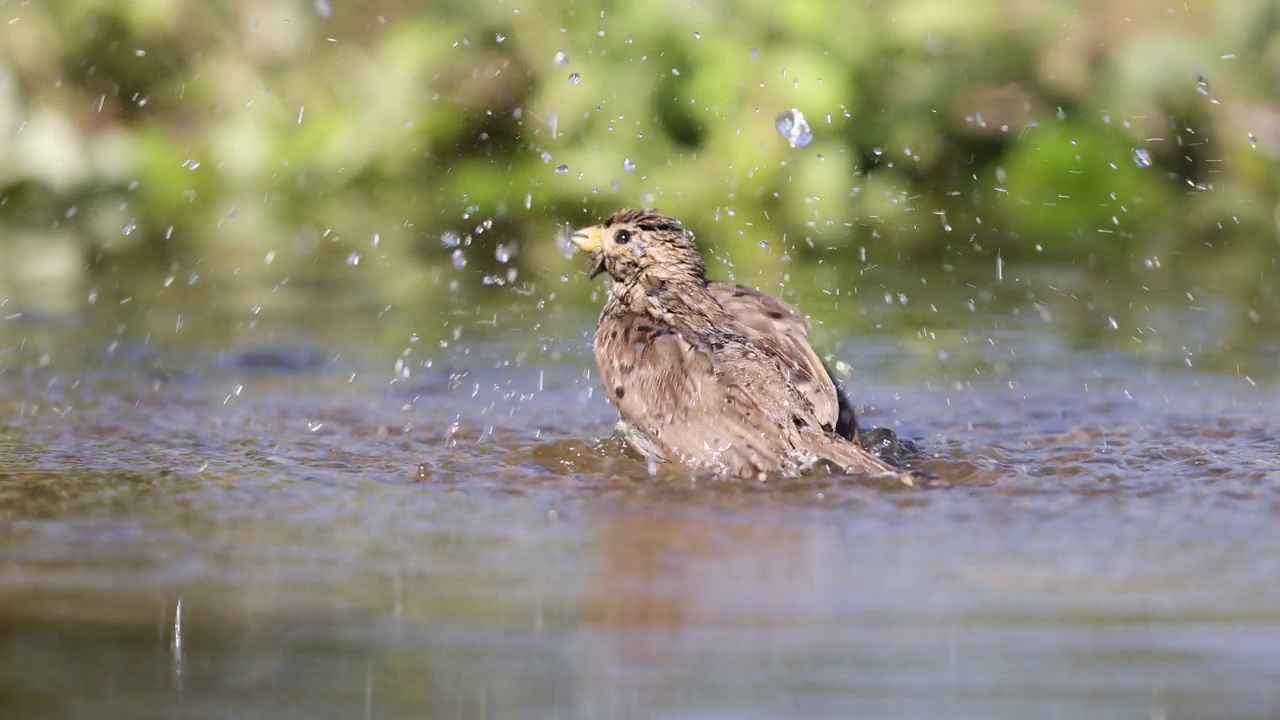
[570,208,899,478]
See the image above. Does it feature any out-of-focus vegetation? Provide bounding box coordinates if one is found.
[2,0,1279,294]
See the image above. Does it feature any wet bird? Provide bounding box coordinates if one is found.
[569,208,900,478]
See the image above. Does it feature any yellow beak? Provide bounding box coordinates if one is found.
[570,226,604,254]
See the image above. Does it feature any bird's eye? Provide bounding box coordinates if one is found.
[615,229,632,244]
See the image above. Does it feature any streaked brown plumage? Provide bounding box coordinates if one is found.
[570,208,897,478]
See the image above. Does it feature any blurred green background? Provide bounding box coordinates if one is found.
[1,0,1279,307]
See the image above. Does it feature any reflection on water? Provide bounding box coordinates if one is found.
[1,262,1279,719]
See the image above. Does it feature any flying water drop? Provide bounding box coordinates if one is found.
[1131,148,1153,168]
[775,109,813,148]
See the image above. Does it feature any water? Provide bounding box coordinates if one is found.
[1,258,1279,719]
[776,109,814,149]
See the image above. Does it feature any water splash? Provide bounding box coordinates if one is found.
[775,109,813,148]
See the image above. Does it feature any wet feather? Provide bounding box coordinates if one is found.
[572,208,898,478]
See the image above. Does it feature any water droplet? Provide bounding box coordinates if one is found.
[1131,148,1152,168]
[1249,133,1258,147]
[554,51,569,66]
[495,32,505,43]
[556,229,578,257]
[451,249,467,269]
[568,72,580,85]
[181,158,200,170]
[554,164,568,174]
[775,108,813,148]
[622,158,636,172]
[345,251,360,266]
[495,243,515,263]
[693,32,701,39]
[1196,75,1210,96]
[671,68,681,76]
[313,0,332,17]
[441,230,461,248]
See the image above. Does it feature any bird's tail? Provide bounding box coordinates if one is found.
[800,433,919,483]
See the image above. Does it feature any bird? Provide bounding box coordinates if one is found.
[569,208,900,479]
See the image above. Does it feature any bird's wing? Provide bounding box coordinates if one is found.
[707,282,850,436]
[593,313,791,475]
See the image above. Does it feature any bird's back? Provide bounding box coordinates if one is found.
[707,282,844,434]
[593,299,893,477]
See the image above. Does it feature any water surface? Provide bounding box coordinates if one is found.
[1,260,1278,720]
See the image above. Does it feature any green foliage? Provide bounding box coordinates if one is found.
[1,0,1279,285]
[1001,120,1167,255]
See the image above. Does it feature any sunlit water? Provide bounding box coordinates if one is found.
[1,261,1278,720]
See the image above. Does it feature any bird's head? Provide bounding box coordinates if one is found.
[569,209,706,287]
